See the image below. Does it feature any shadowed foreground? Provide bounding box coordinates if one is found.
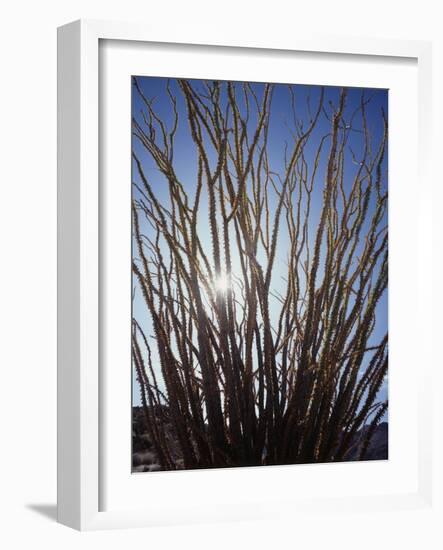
[132,407,388,472]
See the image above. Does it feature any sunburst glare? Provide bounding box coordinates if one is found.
[214,272,230,293]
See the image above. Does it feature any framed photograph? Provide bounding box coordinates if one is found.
[57,19,433,530]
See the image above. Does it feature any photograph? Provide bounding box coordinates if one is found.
[131,76,388,473]
[2,0,437,543]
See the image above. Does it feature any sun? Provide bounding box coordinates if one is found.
[214,272,230,293]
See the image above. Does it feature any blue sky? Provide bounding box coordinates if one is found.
[131,76,388,413]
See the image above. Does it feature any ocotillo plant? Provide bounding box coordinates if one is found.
[131,77,388,470]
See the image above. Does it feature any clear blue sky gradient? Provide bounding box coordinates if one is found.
[131,76,388,412]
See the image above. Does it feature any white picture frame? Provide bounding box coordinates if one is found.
[57,19,434,531]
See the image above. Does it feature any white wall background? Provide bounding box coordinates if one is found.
[0,1,442,548]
